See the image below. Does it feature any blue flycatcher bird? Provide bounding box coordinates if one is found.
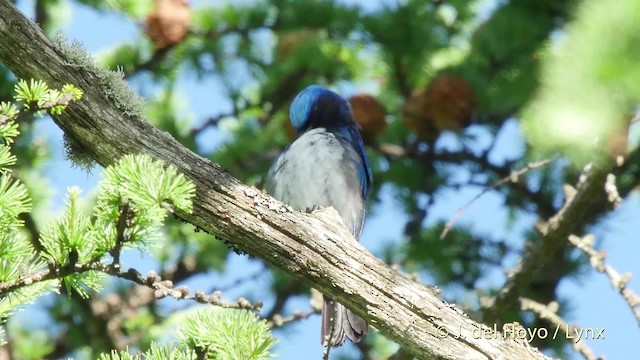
[265,85,373,347]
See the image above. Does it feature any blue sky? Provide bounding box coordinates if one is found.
[12,0,640,359]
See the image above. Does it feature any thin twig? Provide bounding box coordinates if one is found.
[0,92,75,125]
[520,298,599,360]
[267,308,319,329]
[568,234,640,325]
[110,201,132,266]
[191,112,234,136]
[441,157,557,239]
[0,262,262,311]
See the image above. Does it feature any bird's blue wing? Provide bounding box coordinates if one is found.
[339,126,372,239]
[343,126,373,200]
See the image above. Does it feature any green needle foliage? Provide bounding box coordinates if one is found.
[99,343,197,360]
[0,78,275,360]
[177,308,277,360]
[0,79,83,331]
[36,153,196,298]
[91,154,196,254]
[96,308,277,360]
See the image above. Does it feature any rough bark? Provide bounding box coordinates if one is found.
[482,162,612,323]
[0,1,605,358]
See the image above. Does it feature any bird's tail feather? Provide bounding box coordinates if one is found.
[321,296,368,348]
[344,306,368,342]
[322,296,345,347]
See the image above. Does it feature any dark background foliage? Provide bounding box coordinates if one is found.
[1,0,639,359]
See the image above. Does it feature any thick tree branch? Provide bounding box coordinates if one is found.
[482,161,614,323]
[0,2,550,358]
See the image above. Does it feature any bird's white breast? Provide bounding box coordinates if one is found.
[265,128,365,237]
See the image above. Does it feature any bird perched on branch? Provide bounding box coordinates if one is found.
[265,85,372,347]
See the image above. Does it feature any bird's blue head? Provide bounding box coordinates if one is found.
[289,85,356,133]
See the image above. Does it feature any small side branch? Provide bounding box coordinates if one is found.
[267,308,318,329]
[568,234,640,325]
[0,262,262,311]
[520,298,599,360]
[110,201,133,266]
